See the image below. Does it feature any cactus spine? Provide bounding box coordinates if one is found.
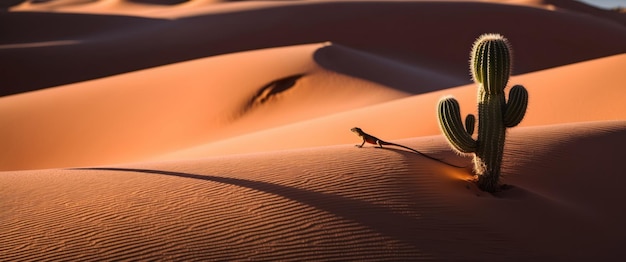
[437,34,528,193]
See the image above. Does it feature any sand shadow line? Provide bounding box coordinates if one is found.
[71,167,429,252]
[313,44,468,94]
[366,146,471,169]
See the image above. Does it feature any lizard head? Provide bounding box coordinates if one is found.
[350,127,363,134]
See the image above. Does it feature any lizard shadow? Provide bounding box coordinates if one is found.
[369,146,471,170]
[70,167,447,254]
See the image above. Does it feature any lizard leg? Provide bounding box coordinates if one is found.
[356,140,365,148]
[376,140,384,148]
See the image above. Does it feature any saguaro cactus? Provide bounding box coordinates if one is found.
[437,34,528,193]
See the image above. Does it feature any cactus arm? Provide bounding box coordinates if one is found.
[503,85,529,127]
[437,97,477,153]
[465,114,476,135]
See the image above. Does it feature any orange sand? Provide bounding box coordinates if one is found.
[1,0,625,260]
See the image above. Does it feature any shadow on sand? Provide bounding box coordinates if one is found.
[72,166,439,254]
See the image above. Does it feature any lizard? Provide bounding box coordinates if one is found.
[350,127,466,168]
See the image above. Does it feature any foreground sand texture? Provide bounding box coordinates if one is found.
[2,0,626,260]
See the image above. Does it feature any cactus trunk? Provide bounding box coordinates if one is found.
[474,87,506,192]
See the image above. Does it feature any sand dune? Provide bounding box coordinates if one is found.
[2,0,626,260]
[2,120,625,260]
[3,49,623,171]
[3,0,625,95]
[154,53,626,160]
[0,43,416,171]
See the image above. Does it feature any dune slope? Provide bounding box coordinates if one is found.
[1,120,624,260]
[0,43,420,171]
[2,50,624,171]
[154,53,626,160]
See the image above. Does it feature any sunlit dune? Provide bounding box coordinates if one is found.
[1,0,626,260]
[0,43,417,170]
[153,53,626,160]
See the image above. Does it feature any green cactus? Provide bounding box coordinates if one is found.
[437,34,528,193]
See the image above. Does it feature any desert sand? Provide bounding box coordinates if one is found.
[1,0,625,260]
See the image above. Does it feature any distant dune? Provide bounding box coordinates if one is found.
[1,0,625,260]
[3,0,625,95]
